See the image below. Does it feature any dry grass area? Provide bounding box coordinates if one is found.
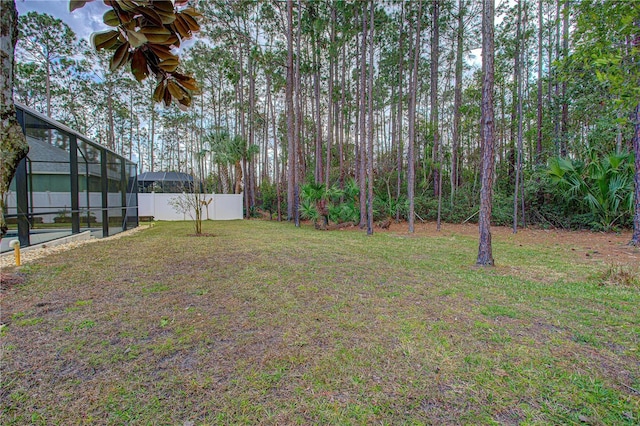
[1,220,639,425]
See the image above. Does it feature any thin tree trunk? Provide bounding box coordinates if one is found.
[477,0,495,266]
[554,0,560,155]
[339,43,346,188]
[294,0,302,227]
[451,0,464,203]
[107,86,115,150]
[536,0,544,162]
[325,4,336,189]
[286,0,295,222]
[359,5,367,228]
[560,0,569,157]
[431,0,440,198]
[408,1,422,233]
[631,103,640,246]
[249,52,257,216]
[396,2,404,222]
[129,88,133,161]
[149,90,156,172]
[513,0,524,234]
[312,15,323,185]
[366,1,374,235]
[268,74,281,221]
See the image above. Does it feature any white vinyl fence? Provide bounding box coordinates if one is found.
[138,193,243,221]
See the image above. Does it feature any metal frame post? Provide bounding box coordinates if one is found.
[101,149,109,237]
[69,134,80,234]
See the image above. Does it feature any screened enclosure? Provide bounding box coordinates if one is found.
[137,171,195,193]
[1,104,138,253]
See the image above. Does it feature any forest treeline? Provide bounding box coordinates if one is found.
[14,0,640,233]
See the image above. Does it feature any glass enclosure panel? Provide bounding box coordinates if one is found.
[125,162,138,229]
[77,139,103,231]
[107,152,123,236]
[4,174,18,233]
[1,113,74,252]
[1,105,138,253]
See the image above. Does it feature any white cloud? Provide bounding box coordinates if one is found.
[16,0,109,42]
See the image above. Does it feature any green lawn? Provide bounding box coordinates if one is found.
[1,220,639,425]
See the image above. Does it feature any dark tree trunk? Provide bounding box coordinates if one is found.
[396,2,405,222]
[294,0,302,227]
[407,1,422,233]
[366,1,374,235]
[248,50,256,218]
[536,0,544,163]
[431,0,440,198]
[149,87,156,171]
[451,0,464,200]
[560,0,569,157]
[312,14,322,185]
[359,5,367,228]
[477,0,495,266]
[631,103,640,246]
[513,0,524,234]
[325,4,336,189]
[554,0,560,155]
[286,0,295,221]
[339,44,346,188]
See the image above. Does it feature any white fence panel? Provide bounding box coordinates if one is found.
[138,193,243,221]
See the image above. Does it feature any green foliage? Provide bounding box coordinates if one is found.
[299,179,360,227]
[373,193,408,221]
[547,151,635,230]
[299,198,319,222]
[257,181,280,219]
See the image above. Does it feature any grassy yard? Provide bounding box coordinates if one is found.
[1,220,639,425]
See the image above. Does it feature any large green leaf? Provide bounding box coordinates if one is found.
[126,29,148,48]
[92,30,120,50]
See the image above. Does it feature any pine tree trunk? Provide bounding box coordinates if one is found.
[407,1,422,233]
[513,0,524,234]
[560,0,569,157]
[107,86,115,150]
[451,0,464,201]
[286,0,295,222]
[631,103,640,246]
[339,44,346,189]
[312,17,322,185]
[396,3,404,222]
[536,0,544,162]
[359,5,367,229]
[431,0,440,198]
[366,1,374,235]
[248,50,257,217]
[477,0,495,266]
[294,0,303,227]
[0,0,29,238]
[325,5,336,189]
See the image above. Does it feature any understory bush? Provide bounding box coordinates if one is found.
[256,149,635,232]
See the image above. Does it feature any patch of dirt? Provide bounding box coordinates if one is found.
[380,221,639,267]
[0,272,25,291]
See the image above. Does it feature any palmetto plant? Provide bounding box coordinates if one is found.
[548,151,635,230]
[300,180,360,228]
